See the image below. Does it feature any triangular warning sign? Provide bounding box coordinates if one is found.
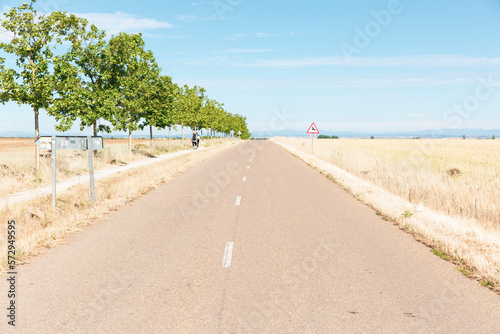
[307,122,320,134]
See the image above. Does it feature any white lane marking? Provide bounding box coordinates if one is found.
[222,242,234,268]
[247,166,250,169]
[242,176,247,182]
[249,159,253,162]
[235,196,242,205]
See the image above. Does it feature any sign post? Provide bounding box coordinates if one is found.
[51,136,56,210]
[87,136,96,202]
[306,122,320,152]
[35,136,103,209]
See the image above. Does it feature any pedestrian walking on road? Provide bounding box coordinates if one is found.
[192,131,198,149]
[196,132,200,149]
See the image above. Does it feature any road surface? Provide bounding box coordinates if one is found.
[2,141,500,333]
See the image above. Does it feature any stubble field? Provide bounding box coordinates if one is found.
[0,137,197,198]
[277,137,500,228]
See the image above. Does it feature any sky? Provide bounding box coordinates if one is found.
[1,0,500,136]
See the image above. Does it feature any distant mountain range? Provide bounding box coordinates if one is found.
[250,128,500,138]
[1,128,499,139]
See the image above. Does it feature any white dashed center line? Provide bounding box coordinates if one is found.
[222,242,234,268]
[242,176,247,182]
[235,196,241,206]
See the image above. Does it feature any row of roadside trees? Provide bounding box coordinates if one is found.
[0,1,250,170]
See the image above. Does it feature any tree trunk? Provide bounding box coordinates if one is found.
[149,125,153,150]
[168,126,172,150]
[92,122,98,157]
[34,107,40,172]
[128,129,132,154]
[181,124,184,143]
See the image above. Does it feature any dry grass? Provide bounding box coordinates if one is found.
[0,137,221,197]
[0,140,239,270]
[272,137,500,292]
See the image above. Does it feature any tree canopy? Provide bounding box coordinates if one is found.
[0,0,251,162]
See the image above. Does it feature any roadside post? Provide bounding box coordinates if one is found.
[307,122,320,152]
[51,136,56,209]
[87,136,96,202]
[35,136,104,209]
[238,130,242,139]
[230,129,235,141]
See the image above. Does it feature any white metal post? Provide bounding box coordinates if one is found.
[51,136,56,209]
[87,136,96,202]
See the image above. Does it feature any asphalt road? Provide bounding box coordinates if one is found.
[2,141,500,333]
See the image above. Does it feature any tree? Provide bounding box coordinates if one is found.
[183,86,206,132]
[463,135,466,140]
[106,33,160,153]
[493,135,496,140]
[203,99,224,138]
[0,57,12,104]
[140,75,177,148]
[0,1,85,170]
[175,84,200,142]
[50,24,118,136]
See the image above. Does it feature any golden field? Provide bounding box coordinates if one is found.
[278,137,500,229]
[0,137,208,198]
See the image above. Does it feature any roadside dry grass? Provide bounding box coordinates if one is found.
[271,137,500,293]
[0,138,219,197]
[0,141,238,270]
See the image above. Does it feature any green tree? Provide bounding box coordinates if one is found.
[174,85,205,141]
[107,33,160,153]
[141,75,177,149]
[0,1,85,170]
[0,57,12,103]
[203,99,225,138]
[49,24,118,136]
[174,84,190,142]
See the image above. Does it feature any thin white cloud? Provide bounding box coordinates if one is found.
[219,49,277,54]
[174,73,499,91]
[177,14,217,22]
[78,11,174,35]
[289,31,307,36]
[177,54,500,69]
[165,34,192,39]
[239,55,500,68]
[0,30,14,43]
[223,32,277,41]
[408,114,425,118]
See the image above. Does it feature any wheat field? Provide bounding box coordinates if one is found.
[0,137,216,198]
[275,137,500,229]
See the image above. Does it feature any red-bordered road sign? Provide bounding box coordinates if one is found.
[307,122,320,134]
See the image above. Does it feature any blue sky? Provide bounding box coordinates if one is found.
[1,0,500,136]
